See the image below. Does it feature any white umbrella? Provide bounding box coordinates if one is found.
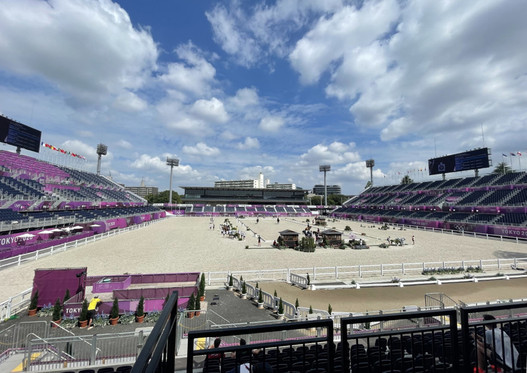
[71,226,83,229]
[39,230,54,234]
[90,224,101,227]
[17,233,35,239]
[51,229,63,232]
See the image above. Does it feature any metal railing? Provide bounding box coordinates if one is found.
[132,291,179,373]
[459,301,527,373]
[186,318,335,373]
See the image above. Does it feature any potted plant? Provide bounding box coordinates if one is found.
[78,298,89,328]
[63,289,70,304]
[187,293,195,318]
[136,296,145,323]
[277,297,284,319]
[257,289,264,309]
[109,298,120,325]
[51,298,62,327]
[199,273,206,301]
[194,293,201,317]
[28,290,39,316]
[227,274,234,291]
[241,281,247,299]
[328,304,332,316]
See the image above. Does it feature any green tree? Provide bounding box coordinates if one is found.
[401,175,413,185]
[493,162,512,175]
[145,190,182,204]
[327,194,346,206]
[364,180,372,189]
[310,195,322,205]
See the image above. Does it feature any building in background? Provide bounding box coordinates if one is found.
[214,172,271,189]
[181,186,307,205]
[124,179,158,198]
[266,182,296,190]
[312,184,341,195]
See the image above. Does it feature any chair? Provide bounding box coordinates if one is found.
[97,368,115,373]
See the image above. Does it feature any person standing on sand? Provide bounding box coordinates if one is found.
[412,235,415,245]
[258,235,261,246]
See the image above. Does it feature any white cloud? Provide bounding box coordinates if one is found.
[236,137,260,150]
[0,0,158,105]
[228,88,259,109]
[289,1,400,84]
[259,116,285,132]
[158,42,216,97]
[190,97,229,123]
[112,91,148,112]
[61,139,99,161]
[116,139,132,149]
[206,0,346,67]
[299,142,361,165]
[182,142,220,156]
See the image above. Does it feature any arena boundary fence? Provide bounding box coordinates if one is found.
[204,256,527,288]
[0,220,158,272]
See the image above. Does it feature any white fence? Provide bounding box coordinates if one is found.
[205,257,527,288]
[0,221,157,272]
[0,287,32,322]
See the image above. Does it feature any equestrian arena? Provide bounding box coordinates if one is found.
[2,215,527,314]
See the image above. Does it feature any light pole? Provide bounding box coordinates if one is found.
[365,159,375,187]
[319,165,331,206]
[96,144,108,175]
[166,157,179,205]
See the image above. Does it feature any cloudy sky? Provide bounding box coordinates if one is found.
[1,0,526,195]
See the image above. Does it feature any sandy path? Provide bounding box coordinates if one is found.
[1,216,526,310]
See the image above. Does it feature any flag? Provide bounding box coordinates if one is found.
[502,153,508,157]
[518,151,522,156]
[510,152,516,156]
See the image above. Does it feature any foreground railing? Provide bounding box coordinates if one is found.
[25,331,143,371]
[187,319,334,373]
[132,291,179,373]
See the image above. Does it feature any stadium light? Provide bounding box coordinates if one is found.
[319,165,331,206]
[166,157,179,205]
[365,159,375,187]
[96,143,108,175]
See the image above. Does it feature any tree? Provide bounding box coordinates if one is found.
[52,298,62,322]
[79,299,89,322]
[145,190,182,204]
[493,162,512,175]
[364,180,372,189]
[327,194,347,206]
[110,298,120,319]
[310,195,322,205]
[401,175,413,185]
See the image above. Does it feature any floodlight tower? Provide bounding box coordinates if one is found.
[96,143,108,175]
[319,165,331,206]
[365,159,375,187]
[166,157,179,205]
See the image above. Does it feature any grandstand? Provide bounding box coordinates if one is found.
[332,172,527,239]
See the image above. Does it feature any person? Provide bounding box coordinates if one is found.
[258,235,261,246]
[206,338,224,361]
[256,218,259,224]
[87,295,101,329]
[412,235,415,245]
[475,314,520,372]
[276,217,280,224]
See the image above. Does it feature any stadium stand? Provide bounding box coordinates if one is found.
[332,171,527,239]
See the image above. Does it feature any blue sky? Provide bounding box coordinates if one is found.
[1,0,527,195]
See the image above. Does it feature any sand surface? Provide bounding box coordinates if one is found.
[1,216,526,312]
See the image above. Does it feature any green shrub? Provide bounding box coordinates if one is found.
[136,296,145,317]
[52,298,62,322]
[278,298,284,314]
[79,299,88,322]
[29,290,39,310]
[110,298,119,319]
[258,289,263,303]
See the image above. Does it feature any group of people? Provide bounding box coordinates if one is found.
[205,338,273,372]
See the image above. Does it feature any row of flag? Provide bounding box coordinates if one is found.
[502,152,523,157]
[41,142,86,160]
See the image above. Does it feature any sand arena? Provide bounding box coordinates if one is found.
[1,216,526,313]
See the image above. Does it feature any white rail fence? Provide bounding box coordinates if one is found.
[0,221,158,272]
[205,257,527,288]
